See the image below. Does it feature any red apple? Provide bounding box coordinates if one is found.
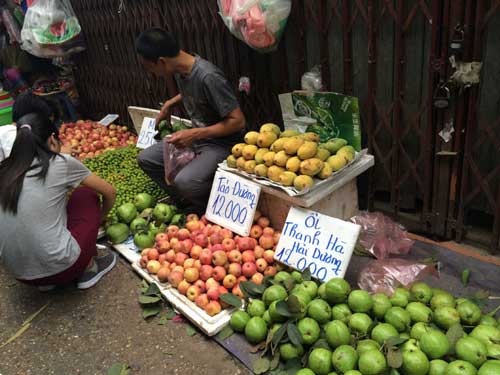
[186,285,201,302]
[209,232,223,245]
[199,248,212,265]
[167,225,179,239]
[222,238,236,252]
[207,287,220,301]
[204,300,222,316]
[254,246,265,259]
[186,213,199,222]
[264,266,277,276]
[147,248,159,261]
[255,258,268,273]
[220,228,233,239]
[237,276,248,284]
[200,265,213,281]
[174,252,188,266]
[183,258,195,269]
[194,233,209,247]
[263,250,275,264]
[251,272,264,285]
[273,232,281,245]
[194,279,206,293]
[190,245,202,259]
[250,224,263,239]
[232,285,244,298]
[212,250,228,266]
[184,267,200,283]
[185,220,201,233]
[165,249,176,263]
[195,293,209,309]
[193,259,202,270]
[223,274,237,289]
[168,270,184,287]
[158,253,168,265]
[156,240,170,254]
[205,278,220,290]
[228,250,242,263]
[177,228,190,241]
[241,250,256,263]
[259,235,274,249]
[157,266,171,282]
[212,266,226,281]
[177,280,191,295]
[228,263,242,277]
[257,216,270,228]
[242,262,257,278]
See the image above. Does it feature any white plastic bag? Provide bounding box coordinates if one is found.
[218,0,291,52]
[21,0,85,58]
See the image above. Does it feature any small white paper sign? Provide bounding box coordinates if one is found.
[206,170,261,237]
[136,117,158,149]
[98,114,119,126]
[274,207,361,281]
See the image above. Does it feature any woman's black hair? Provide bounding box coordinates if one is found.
[135,28,180,62]
[12,92,59,123]
[0,112,60,214]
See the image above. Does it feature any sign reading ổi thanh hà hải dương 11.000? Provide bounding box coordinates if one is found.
[274,207,361,281]
[205,169,261,237]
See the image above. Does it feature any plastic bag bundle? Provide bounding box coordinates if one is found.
[218,0,291,52]
[350,211,414,259]
[163,140,196,185]
[358,258,438,295]
[21,0,85,58]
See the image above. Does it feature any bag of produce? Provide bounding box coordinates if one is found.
[218,0,291,52]
[20,0,85,58]
[162,140,195,185]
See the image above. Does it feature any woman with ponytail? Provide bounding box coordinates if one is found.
[0,112,117,291]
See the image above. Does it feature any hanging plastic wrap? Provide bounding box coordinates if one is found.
[1,8,22,44]
[163,140,196,185]
[20,0,85,58]
[218,0,292,52]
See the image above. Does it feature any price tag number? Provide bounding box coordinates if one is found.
[211,193,248,225]
[275,248,330,281]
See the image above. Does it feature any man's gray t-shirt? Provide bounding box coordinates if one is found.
[175,56,243,147]
[0,155,91,280]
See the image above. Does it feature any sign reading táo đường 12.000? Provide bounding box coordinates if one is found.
[274,207,361,281]
[205,169,261,237]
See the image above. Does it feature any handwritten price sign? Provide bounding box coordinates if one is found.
[136,117,158,149]
[274,207,361,281]
[206,170,261,237]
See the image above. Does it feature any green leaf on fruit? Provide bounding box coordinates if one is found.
[287,323,303,346]
[216,326,234,341]
[165,309,177,319]
[276,301,293,317]
[284,358,302,371]
[144,282,161,296]
[263,275,274,287]
[283,278,295,292]
[272,322,288,348]
[252,358,270,374]
[185,325,197,337]
[385,336,408,347]
[387,347,403,368]
[446,323,465,353]
[220,293,242,308]
[311,338,331,350]
[301,267,312,281]
[239,281,264,299]
[142,305,162,319]
[286,295,302,314]
[139,280,149,293]
[138,295,161,305]
[461,269,471,286]
[270,351,280,370]
[107,363,130,375]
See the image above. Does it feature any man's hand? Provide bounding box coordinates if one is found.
[167,128,200,149]
[155,102,172,130]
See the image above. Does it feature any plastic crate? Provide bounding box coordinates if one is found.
[0,107,13,126]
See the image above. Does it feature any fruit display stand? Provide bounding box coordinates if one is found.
[223,152,374,231]
[127,106,374,230]
[112,235,236,336]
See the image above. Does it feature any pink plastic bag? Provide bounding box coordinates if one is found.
[350,211,414,259]
[163,140,195,185]
[358,258,438,295]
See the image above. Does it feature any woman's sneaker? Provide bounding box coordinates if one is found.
[77,251,117,290]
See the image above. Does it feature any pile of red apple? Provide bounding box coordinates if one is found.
[139,211,280,317]
[59,120,138,160]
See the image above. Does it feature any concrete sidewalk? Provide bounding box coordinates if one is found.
[0,257,250,375]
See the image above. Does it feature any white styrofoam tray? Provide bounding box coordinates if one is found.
[219,149,368,196]
[112,238,235,336]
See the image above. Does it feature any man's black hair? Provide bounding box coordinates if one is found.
[135,28,180,62]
